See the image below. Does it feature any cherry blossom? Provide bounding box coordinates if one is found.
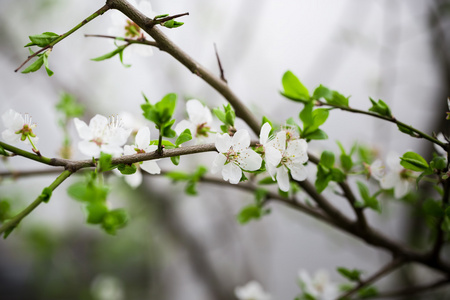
[108,0,155,58]
[1,109,39,150]
[121,126,160,188]
[298,269,339,300]
[379,152,415,198]
[174,99,214,142]
[211,129,262,184]
[264,130,308,192]
[74,114,131,157]
[234,281,271,300]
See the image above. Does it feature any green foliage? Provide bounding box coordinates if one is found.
[258,176,277,185]
[237,188,270,224]
[175,129,193,146]
[117,163,137,175]
[355,181,381,213]
[312,85,349,107]
[337,267,362,282]
[368,98,392,118]
[163,20,184,28]
[165,166,208,195]
[67,172,127,235]
[358,286,378,298]
[0,144,7,156]
[91,44,130,67]
[397,124,418,138]
[315,151,346,193]
[25,32,59,47]
[337,141,353,172]
[213,104,235,133]
[0,200,11,222]
[400,151,429,172]
[281,71,310,103]
[55,92,84,118]
[99,152,115,172]
[21,49,54,76]
[298,102,329,140]
[141,93,178,136]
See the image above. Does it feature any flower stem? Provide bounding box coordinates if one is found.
[27,135,39,154]
[0,170,73,237]
[0,141,51,165]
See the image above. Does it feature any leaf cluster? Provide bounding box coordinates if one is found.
[315,151,345,193]
[213,104,236,133]
[165,165,208,195]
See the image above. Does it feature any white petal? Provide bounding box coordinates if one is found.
[2,109,24,131]
[175,120,195,137]
[236,149,262,171]
[186,99,211,125]
[135,126,150,149]
[78,141,101,157]
[380,172,399,190]
[266,162,277,180]
[222,163,242,184]
[140,160,160,174]
[288,163,308,181]
[125,169,143,188]
[231,129,250,152]
[286,139,308,163]
[269,131,286,152]
[107,127,132,146]
[394,179,411,198]
[265,146,282,166]
[211,153,226,174]
[259,122,272,145]
[386,152,401,171]
[124,145,136,156]
[100,144,124,157]
[215,133,231,153]
[74,118,93,140]
[89,114,109,138]
[235,281,271,300]
[370,159,385,181]
[277,166,290,192]
[2,129,20,144]
[143,144,157,153]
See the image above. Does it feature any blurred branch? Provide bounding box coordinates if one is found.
[376,277,450,298]
[84,34,159,48]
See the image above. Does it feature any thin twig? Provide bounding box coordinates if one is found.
[214,43,227,83]
[337,257,406,299]
[84,34,159,48]
[338,181,368,229]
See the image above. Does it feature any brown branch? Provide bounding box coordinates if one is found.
[214,43,227,83]
[430,178,450,261]
[84,34,160,48]
[338,181,368,229]
[152,12,189,26]
[376,277,450,298]
[338,257,406,299]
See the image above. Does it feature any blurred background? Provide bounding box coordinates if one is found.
[0,0,450,299]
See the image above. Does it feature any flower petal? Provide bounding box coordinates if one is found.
[215,133,231,153]
[236,149,262,171]
[100,144,124,157]
[231,129,250,152]
[222,163,242,184]
[140,160,160,174]
[211,153,226,174]
[125,169,143,188]
[89,114,109,138]
[288,163,308,181]
[124,145,136,156]
[259,122,272,145]
[276,166,290,192]
[74,118,93,141]
[269,131,286,153]
[135,126,151,149]
[78,141,101,157]
[265,145,282,166]
[186,99,211,125]
[286,139,308,163]
[1,129,20,144]
[2,109,24,131]
[175,120,195,137]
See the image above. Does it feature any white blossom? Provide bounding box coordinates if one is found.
[379,152,414,198]
[211,129,262,184]
[298,269,339,300]
[2,109,38,146]
[108,0,155,58]
[234,281,271,300]
[265,130,308,192]
[175,99,214,142]
[367,159,384,181]
[121,126,160,188]
[74,114,131,157]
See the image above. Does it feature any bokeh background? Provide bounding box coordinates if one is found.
[0,0,450,299]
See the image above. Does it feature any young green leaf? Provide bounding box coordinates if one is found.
[86,202,108,224]
[170,156,180,166]
[21,56,44,74]
[101,209,128,235]
[368,98,392,118]
[175,129,192,146]
[43,51,53,76]
[281,71,310,102]
[163,20,184,28]
[26,32,59,47]
[165,171,191,181]
[117,163,137,175]
[55,92,84,118]
[397,124,418,138]
[99,152,114,172]
[400,152,429,172]
[91,45,126,62]
[40,187,53,203]
[237,205,263,224]
[337,267,362,282]
[320,151,335,169]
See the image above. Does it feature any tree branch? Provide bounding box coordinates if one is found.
[376,277,450,298]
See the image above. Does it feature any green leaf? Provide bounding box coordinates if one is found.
[165,171,191,181]
[369,98,392,118]
[161,120,176,138]
[154,14,169,19]
[175,129,192,146]
[101,209,128,235]
[155,93,177,124]
[258,176,276,185]
[42,51,53,76]
[337,267,362,282]
[312,84,333,100]
[356,181,380,212]
[193,165,208,180]
[423,199,443,218]
[86,202,108,224]
[303,129,328,140]
[340,154,353,172]
[91,45,126,61]
[237,205,263,224]
[356,181,371,203]
[185,180,198,195]
[0,200,11,222]
[281,71,310,102]
[0,144,7,156]
[299,102,314,127]
[397,124,418,138]
[67,181,89,202]
[331,168,346,182]
[326,91,349,107]
[163,20,184,28]
[99,152,114,172]
[320,151,335,168]
[400,151,429,172]
[255,188,269,204]
[55,92,84,118]
[358,286,378,299]
[213,107,227,123]
[225,109,236,127]
[117,163,137,175]
[26,32,59,47]
[40,187,53,203]
[430,155,447,170]
[21,56,44,74]
[170,156,180,166]
[3,226,15,239]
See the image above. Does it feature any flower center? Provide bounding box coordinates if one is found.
[91,137,103,146]
[124,20,141,38]
[225,147,238,163]
[135,148,145,154]
[196,122,210,137]
[15,123,36,141]
[400,169,412,180]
